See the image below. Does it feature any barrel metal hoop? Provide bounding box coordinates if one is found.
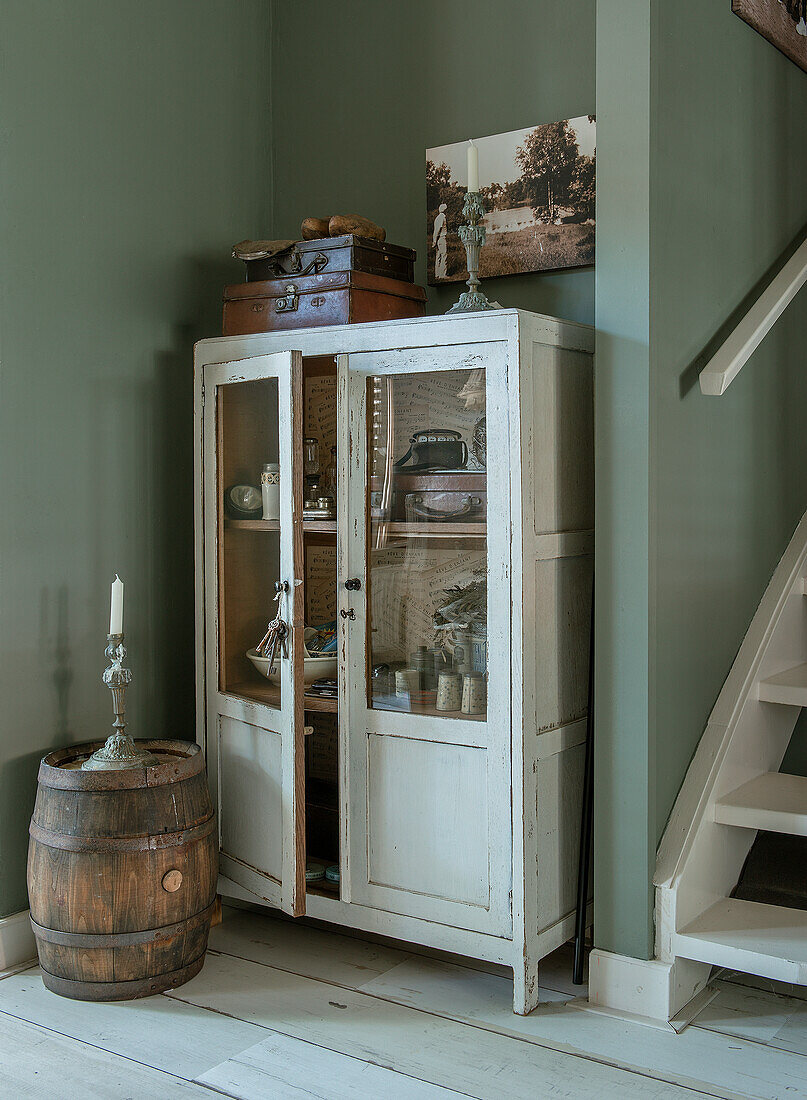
[30,901,216,949]
[37,740,204,790]
[38,953,207,1001]
[28,814,215,852]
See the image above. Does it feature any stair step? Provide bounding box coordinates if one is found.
[675,898,807,984]
[758,662,807,705]
[714,772,807,835]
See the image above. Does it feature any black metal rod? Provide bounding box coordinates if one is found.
[573,578,595,985]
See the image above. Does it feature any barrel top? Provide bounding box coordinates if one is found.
[38,740,204,790]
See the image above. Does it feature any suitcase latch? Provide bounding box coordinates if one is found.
[275,284,299,313]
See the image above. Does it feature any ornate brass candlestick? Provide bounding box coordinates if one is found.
[82,634,160,770]
[448,191,499,314]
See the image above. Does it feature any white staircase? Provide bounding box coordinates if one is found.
[655,510,807,1003]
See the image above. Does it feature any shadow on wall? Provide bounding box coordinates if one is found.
[678,221,807,400]
[0,750,46,914]
[149,255,238,738]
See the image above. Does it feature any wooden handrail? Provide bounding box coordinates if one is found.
[699,236,807,396]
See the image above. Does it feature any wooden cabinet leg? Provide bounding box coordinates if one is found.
[512,955,542,1015]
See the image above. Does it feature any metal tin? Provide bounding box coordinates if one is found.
[305,862,325,883]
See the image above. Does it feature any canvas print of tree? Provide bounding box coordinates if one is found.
[426,116,595,286]
[732,0,807,73]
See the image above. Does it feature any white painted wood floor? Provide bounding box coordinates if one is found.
[2,906,807,1099]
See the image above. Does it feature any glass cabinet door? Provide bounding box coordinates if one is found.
[203,351,307,916]
[367,370,488,717]
[340,343,512,936]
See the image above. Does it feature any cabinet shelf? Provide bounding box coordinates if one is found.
[378,521,486,540]
[225,518,336,535]
[228,680,338,713]
[372,696,486,722]
[226,517,485,539]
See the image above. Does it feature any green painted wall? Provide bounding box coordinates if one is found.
[596,0,807,959]
[0,0,273,918]
[651,1,807,838]
[270,0,595,324]
[593,0,654,960]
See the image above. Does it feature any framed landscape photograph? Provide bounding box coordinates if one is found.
[426,115,596,286]
[732,0,807,72]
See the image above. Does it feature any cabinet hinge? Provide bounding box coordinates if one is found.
[201,385,206,407]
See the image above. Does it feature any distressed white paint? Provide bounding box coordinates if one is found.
[344,340,512,939]
[588,950,707,1024]
[655,507,807,1017]
[195,312,594,1013]
[202,351,302,915]
[714,771,807,835]
[0,910,35,972]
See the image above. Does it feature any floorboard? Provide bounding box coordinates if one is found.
[7,906,807,1100]
[0,1012,213,1098]
[0,965,266,1080]
[360,956,807,1099]
[198,1032,472,1099]
[168,951,709,1099]
[209,906,414,988]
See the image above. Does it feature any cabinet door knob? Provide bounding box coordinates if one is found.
[344,578,361,591]
[340,608,356,620]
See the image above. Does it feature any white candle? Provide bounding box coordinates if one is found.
[467,139,479,193]
[109,574,124,635]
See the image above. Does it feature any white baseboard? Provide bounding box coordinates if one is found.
[588,948,711,1023]
[0,910,36,972]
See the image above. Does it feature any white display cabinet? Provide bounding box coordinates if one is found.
[194,309,593,1013]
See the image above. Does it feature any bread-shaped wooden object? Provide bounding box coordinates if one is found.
[301,217,331,240]
[328,214,386,241]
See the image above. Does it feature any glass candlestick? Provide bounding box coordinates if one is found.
[447,191,499,314]
[82,634,160,770]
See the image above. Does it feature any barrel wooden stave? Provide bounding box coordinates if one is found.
[31,905,214,985]
[27,740,217,1001]
[31,770,212,838]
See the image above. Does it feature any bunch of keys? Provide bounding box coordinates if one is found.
[256,586,289,671]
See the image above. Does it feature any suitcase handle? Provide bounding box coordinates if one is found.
[277,247,329,278]
[408,495,481,520]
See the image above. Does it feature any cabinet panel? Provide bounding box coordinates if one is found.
[367,733,489,908]
[533,553,593,733]
[531,345,594,535]
[341,342,512,937]
[219,716,283,884]
[203,351,306,916]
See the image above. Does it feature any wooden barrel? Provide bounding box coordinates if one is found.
[27,739,217,1001]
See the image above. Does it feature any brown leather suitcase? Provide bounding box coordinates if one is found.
[223,269,427,335]
[243,234,415,284]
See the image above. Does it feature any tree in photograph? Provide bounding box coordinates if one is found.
[567,154,595,221]
[426,159,464,225]
[516,121,579,221]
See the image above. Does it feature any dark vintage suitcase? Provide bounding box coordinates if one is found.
[223,269,426,335]
[243,235,416,284]
[369,472,487,524]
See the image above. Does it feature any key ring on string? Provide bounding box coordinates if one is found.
[257,588,285,656]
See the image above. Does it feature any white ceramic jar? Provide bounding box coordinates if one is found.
[261,463,280,520]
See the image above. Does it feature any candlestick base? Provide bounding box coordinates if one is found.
[447,192,501,315]
[82,735,161,771]
[82,633,160,770]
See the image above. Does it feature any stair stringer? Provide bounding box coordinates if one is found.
[655,509,807,962]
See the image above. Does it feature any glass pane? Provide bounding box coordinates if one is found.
[367,369,488,720]
[217,377,284,707]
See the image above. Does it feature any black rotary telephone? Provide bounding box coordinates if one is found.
[394,429,468,471]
